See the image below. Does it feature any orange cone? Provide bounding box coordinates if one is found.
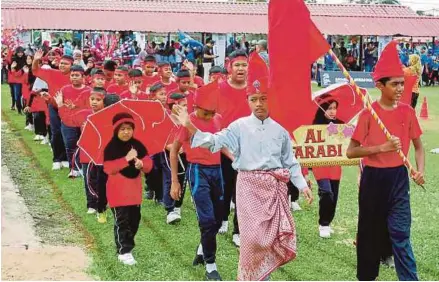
[419,96,429,119]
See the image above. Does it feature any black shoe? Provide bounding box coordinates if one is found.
[205,270,222,281]
[193,253,204,266]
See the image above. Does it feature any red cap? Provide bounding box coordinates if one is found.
[372,41,404,82]
[246,52,269,95]
[194,80,219,111]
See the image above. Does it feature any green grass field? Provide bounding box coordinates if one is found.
[1,84,439,281]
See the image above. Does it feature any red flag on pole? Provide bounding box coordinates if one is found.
[268,0,330,134]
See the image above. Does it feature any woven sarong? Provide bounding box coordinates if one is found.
[236,168,297,281]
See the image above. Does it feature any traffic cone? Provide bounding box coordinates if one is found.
[419,96,429,119]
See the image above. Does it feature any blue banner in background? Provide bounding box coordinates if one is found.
[178,31,203,49]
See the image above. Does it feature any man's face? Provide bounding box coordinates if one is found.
[248,93,268,119]
[230,59,248,83]
[93,76,105,88]
[59,59,72,74]
[256,45,261,53]
[178,79,191,92]
[89,94,104,112]
[144,63,156,75]
[154,89,167,105]
[160,66,172,79]
[114,72,126,85]
[376,77,404,103]
[70,71,84,86]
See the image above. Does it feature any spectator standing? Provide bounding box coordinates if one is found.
[202,39,216,83]
[256,40,269,66]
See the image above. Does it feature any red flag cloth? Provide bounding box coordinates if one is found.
[247,52,269,95]
[312,83,366,124]
[268,0,330,134]
[77,100,176,165]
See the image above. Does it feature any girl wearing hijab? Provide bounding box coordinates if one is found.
[103,112,153,266]
[403,54,422,109]
[312,94,344,239]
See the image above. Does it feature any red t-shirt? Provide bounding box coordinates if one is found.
[142,75,160,94]
[312,166,342,180]
[106,83,129,95]
[33,67,71,97]
[120,90,149,100]
[351,101,422,168]
[58,85,91,126]
[177,113,222,165]
[218,80,251,127]
[162,80,178,94]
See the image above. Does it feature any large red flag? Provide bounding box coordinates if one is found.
[268,0,330,134]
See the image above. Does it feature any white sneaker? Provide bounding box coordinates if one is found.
[61,161,70,169]
[174,207,181,216]
[230,202,235,210]
[87,208,97,214]
[232,234,240,247]
[68,170,81,178]
[25,124,34,131]
[218,221,228,234]
[40,136,49,145]
[166,210,181,224]
[329,226,335,234]
[319,225,331,238]
[52,162,62,170]
[118,253,137,265]
[33,135,44,141]
[291,201,302,211]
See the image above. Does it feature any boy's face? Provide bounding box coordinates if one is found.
[376,77,405,103]
[154,89,167,105]
[89,94,104,112]
[160,66,172,79]
[131,77,143,88]
[230,60,248,83]
[178,79,191,92]
[59,59,72,74]
[144,63,156,75]
[195,107,215,121]
[114,71,126,85]
[103,69,114,81]
[70,71,84,86]
[248,93,268,119]
[93,76,105,88]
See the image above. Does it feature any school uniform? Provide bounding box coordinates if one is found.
[352,101,422,280]
[178,112,224,264]
[106,83,129,96]
[58,85,91,170]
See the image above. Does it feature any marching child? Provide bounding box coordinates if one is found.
[170,81,223,281]
[347,41,425,281]
[106,66,129,95]
[104,112,153,265]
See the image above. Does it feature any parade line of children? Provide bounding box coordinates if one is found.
[3,41,425,281]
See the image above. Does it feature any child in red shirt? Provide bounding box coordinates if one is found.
[169,82,223,281]
[311,94,344,239]
[347,41,425,281]
[120,69,149,100]
[142,55,160,94]
[103,60,117,88]
[103,113,153,266]
[168,69,195,113]
[160,93,189,225]
[107,66,129,95]
[56,65,91,177]
[158,62,178,93]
